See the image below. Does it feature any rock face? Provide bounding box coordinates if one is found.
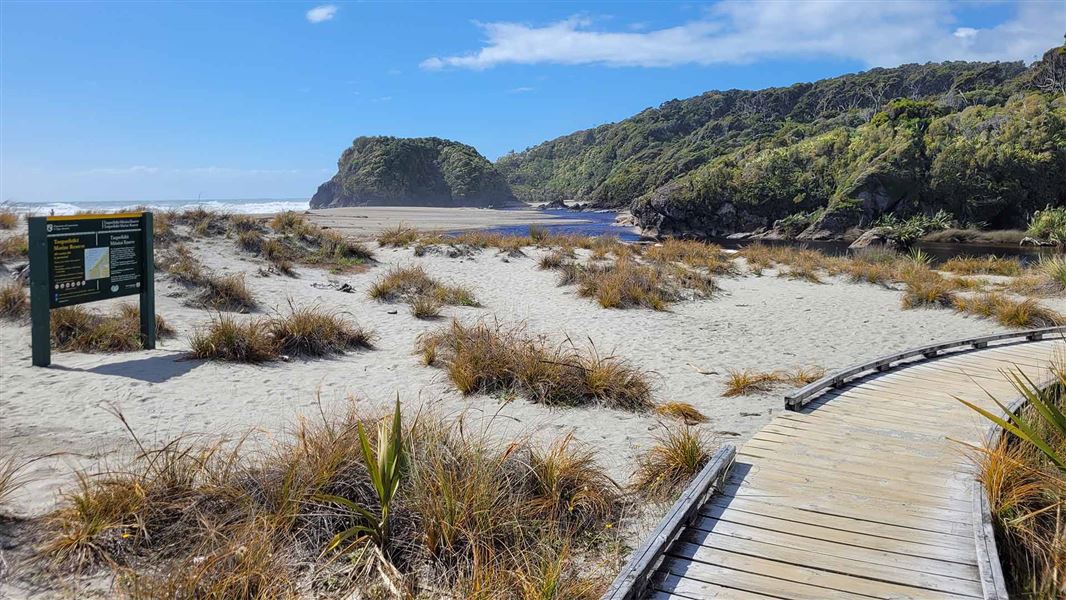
[311,137,519,209]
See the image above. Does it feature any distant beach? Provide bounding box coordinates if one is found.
[7,197,311,217]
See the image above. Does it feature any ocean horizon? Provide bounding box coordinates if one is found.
[6,197,310,216]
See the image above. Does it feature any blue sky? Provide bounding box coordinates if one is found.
[2,0,1062,203]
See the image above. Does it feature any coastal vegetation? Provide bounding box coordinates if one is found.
[0,206,19,229]
[35,400,633,599]
[0,234,28,261]
[369,265,478,309]
[0,281,29,320]
[1027,206,1066,245]
[723,366,827,397]
[632,424,712,500]
[967,368,1066,596]
[416,319,654,411]
[497,46,1065,241]
[50,304,174,352]
[156,244,258,311]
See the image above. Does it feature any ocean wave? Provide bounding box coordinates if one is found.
[8,199,310,216]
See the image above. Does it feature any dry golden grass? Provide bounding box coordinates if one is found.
[197,273,258,312]
[0,281,29,321]
[269,303,374,357]
[409,295,442,320]
[654,401,709,425]
[377,224,420,247]
[235,229,264,252]
[369,265,478,308]
[537,249,571,270]
[643,239,735,274]
[155,244,204,284]
[50,305,174,352]
[188,314,277,363]
[632,424,711,500]
[268,210,307,234]
[900,269,955,309]
[173,207,230,237]
[1010,256,1066,297]
[941,255,1023,277]
[953,293,1062,328]
[975,380,1066,596]
[0,454,35,512]
[0,207,18,230]
[570,255,716,310]
[227,214,263,234]
[262,216,373,273]
[417,319,654,411]
[723,366,826,396]
[37,400,624,598]
[0,234,28,262]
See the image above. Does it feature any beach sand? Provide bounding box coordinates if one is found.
[304,205,591,235]
[0,225,1023,521]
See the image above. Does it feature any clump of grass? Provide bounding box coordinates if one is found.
[953,293,1062,328]
[197,273,257,312]
[38,399,625,597]
[537,249,571,270]
[0,281,29,320]
[0,454,34,513]
[174,207,229,236]
[723,366,826,396]
[417,319,654,411]
[0,234,28,261]
[1012,255,1066,296]
[654,401,709,425]
[900,269,955,308]
[570,256,716,310]
[265,215,373,272]
[377,224,419,247]
[188,314,277,362]
[632,425,711,500]
[269,303,374,357]
[235,229,265,252]
[369,265,478,308]
[942,255,1022,277]
[269,210,307,234]
[228,214,263,234]
[0,206,18,229]
[643,239,736,274]
[409,295,441,320]
[50,305,174,352]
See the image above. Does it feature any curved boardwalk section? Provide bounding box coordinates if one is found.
[642,335,1065,600]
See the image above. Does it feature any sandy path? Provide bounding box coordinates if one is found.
[0,236,1015,517]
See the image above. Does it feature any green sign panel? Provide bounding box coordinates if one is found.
[28,212,155,366]
[43,213,147,308]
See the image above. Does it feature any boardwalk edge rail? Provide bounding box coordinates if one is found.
[601,444,737,600]
[785,326,1066,410]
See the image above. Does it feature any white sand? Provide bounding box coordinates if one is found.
[304,205,591,235]
[0,229,1022,520]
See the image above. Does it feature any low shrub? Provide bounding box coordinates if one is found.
[632,424,711,500]
[228,214,263,234]
[570,256,716,310]
[417,319,654,411]
[50,305,174,352]
[0,235,28,261]
[409,295,441,320]
[1027,206,1066,245]
[235,230,265,252]
[269,211,307,234]
[0,282,29,320]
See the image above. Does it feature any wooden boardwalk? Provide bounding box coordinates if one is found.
[614,334,1065,600]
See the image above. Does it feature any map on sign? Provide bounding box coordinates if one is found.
[84,247,111,280]
[44,213,146,308]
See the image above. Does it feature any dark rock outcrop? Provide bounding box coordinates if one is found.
[311,137,519,209]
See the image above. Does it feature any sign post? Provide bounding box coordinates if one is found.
[28,212,155,367]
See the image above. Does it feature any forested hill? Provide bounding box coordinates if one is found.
[497,46,1066,239]
[312,136,518,209]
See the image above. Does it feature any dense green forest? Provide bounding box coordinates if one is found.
[497,45,1066,239]
[312,136,517,209]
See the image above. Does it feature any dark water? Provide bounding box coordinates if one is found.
[477,209,1059,264]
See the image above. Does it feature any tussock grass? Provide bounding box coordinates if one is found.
[38,400,624,597]
[50,305,174,352]
[1011,256,1066,297]
[953,293,1062,328]
[190,305,373,362]
[156,244,204,285]
[409,295,442,320]
[975,374,1066,596]
[900,269,955,308]
[235,229,265,252]
[377,224,419,247]
[538,249,571,270]
[369,265,478,309]
[643,239,736,275]
[188,315,277,362]
[227,214,263,234]
[0,454,35,511]
[197,273,257,312]
[0,282,29,320]
[632,424,711,500]
[0,206,18,229]
[0,234,28,261]
[942,255,1022,276]
[269,303,374,357]
[566,256,716,310]
[723,366,827,396]
[417,319,654,411]
[174,207,229,237]
[269,210,307,234]
[265,214,373,272]
[653,401,709,425]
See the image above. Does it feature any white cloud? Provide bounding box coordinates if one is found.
[306,4,337,24]
[421,1,1064,70]
[508,86,535,94]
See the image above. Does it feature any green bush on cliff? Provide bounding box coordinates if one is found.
[1029,207,1066,244]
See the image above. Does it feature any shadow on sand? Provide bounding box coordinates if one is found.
[55,352,205,384]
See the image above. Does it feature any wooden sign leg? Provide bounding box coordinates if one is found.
[28,217,50,367]
[139,212,155,350]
